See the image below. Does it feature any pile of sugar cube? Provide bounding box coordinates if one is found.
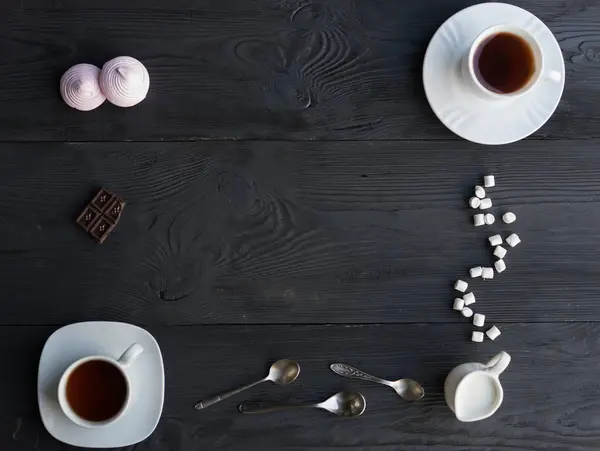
[453,175,521,343]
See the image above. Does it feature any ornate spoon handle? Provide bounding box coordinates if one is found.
[330,363,390,386]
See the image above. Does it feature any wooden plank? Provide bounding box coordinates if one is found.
[2,323,599,450]
[0,0,598,140]
[0,141,599,324]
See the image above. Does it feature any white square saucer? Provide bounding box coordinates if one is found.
[38,322,164,448]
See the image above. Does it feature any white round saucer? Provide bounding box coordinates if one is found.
[423,3,565,145]
[38,322,164,448]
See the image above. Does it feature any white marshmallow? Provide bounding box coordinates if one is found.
[486,325,501,340]
[503,212,516,224]
[494,246,507,259]
[484,175,495,188]
[494,259,506,273]
[482,267,494,280]
[484,213,495,225]
[469,197,481,209]
[461,307,473,318]
[60,63,106,111]
[472,331,484,342]
[463,292,476,306]
[453,298,465,311]
[470,266,483,278]
[475,185,486,199]
[473,313,486,327]
[479,198,492,209]
[100,56,150,107]
[454,279,468,292]
[506,233,521,248]
[489,234,503,246]
[474,214,485,226]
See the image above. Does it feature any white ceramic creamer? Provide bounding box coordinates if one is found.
[444,351,511,422]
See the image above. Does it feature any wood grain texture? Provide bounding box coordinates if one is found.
[0,140,599,325]
[2,323,600,451]
[0,1,598,451]
[0,0,598,140]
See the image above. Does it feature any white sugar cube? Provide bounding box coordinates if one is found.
[475,185,486,199]
[462,307,474,318]
[463,292,476,305]
[482,267,494,280]
[453,298,465,311]
[494,245,507,259]
[470,266,483,278]
[469,197,481,208]
[474,214,485,226]
[506,233,521,248]
[502,212,516,224]
[454,279,468,292]
[473,313,486,327]
[494,259,506,273]
[484,213,495,225]
[489,234,503,246]
[486,325,501,340]
[484,175,495,188]
[472,331,484,342]
[479,198,492,209]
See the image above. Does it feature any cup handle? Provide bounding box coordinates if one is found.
[117,343,144,368]
[485,351,511,376]
[546,70,562,83]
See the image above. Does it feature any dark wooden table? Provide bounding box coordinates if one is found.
[1,0,600,450]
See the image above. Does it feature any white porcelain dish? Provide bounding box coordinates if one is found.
[38,321,164,448]
[423,3,565,145]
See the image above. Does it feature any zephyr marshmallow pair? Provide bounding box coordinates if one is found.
[60,57,150,111]
[475,326,502,342]
[471,267,494,280]
[469,196,492,209]
[474,213,495,226]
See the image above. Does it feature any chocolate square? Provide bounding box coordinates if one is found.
[76,206,102,231]
[76,188,126,244]
[91,189,115,212]
[90,218,115,243]
[105,197,126,222]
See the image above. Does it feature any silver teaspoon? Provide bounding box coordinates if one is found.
[194,359,300,410]
[239,391,366,417]
[330,363,424,401]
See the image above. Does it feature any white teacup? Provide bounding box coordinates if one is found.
[462,24,561,100]
[444,351,511,422]
[58,343,144,428]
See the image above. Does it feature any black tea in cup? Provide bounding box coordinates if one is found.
[474,32,536,94]
[66,359,128,422]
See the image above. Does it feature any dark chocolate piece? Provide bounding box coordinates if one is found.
[75,206,102,231]
[91,188,115,212]
[105,197,125,222]
[76,188,126,243]
[90,218,115,244]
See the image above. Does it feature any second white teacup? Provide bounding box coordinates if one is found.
[57,342,144,428]
[462,24,561,100]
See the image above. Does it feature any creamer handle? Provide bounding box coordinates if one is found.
[485,351,511,376]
